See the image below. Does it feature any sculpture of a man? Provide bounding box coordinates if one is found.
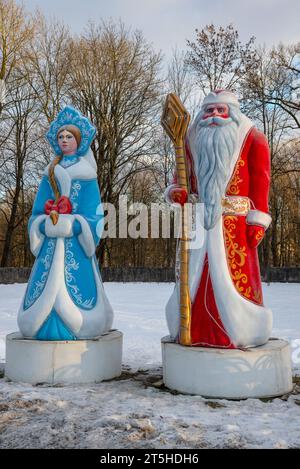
[165,90,273,349]
[18,106,113,340]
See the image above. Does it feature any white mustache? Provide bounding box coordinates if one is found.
[199,116,233,127]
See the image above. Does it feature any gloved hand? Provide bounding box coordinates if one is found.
[168,186,188,206]
[246,224,265,248]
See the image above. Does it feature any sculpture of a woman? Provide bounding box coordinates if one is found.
[18,106,113,340]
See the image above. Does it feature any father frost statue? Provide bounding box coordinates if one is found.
[165,90,273,349]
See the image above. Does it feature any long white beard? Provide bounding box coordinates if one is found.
[193,116,240,230]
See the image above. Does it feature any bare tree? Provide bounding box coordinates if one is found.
[0,72,41,267]
[185,24,258,95]
[65,21,162,262]
[152,49,201,197]
[68,21,163,204]
[0,0,34,113]
[265,43,300,129]
[167,48,199,107]
[242,46,300,267]
[22,15,71,124]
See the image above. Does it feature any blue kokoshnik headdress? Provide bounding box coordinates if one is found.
[46,106,96,157]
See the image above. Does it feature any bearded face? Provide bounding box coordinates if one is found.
[190,103,242,230]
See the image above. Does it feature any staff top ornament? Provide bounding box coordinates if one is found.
[46,106,96,157]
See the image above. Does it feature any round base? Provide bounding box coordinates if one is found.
[161,337,293,399]
[5,330,123,385]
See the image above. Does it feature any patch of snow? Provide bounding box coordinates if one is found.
[1,282,299,370]
[0,372,300,449]
[0,282,299,448]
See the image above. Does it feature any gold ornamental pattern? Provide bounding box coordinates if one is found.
[226,159,245,195]
[223,216,262,305]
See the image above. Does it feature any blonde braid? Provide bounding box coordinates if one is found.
[48,155,62,225]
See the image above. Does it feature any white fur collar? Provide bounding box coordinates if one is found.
[44,156,97,197]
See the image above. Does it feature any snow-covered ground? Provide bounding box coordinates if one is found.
[0,282,300,449]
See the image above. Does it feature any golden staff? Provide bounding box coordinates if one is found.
[161,93,191,346]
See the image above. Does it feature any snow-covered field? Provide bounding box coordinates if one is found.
[0,282,300,449]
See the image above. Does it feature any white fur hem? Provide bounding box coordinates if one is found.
[247,210,272,229]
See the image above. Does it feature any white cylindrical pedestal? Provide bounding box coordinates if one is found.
[5,330,123,385]
[162,337,293,399]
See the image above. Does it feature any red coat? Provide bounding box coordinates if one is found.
[169,127,272,348]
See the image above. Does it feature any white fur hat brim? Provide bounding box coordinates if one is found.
[202,90,240,109]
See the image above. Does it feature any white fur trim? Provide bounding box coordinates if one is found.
[247,210,272,229]
[67,156,97,180]
[44,152,97,198]
[202,91,240,109]
[44,164,71,196]
[45,214,74,238]
[74,214,97,258]
[29,215,47,257]
[165,285,180,339]
[54,164,71,195]
[84,148,97,172]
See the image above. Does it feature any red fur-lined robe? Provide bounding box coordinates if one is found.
[165,114,273,349]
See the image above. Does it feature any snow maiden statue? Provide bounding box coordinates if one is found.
[18,106,113,340]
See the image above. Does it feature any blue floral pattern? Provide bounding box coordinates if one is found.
[24,239,56,309]
[60,156,79,168]
[69,181,81,213]
[64,239,95,309]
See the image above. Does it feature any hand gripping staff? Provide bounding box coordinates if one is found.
[161,93,192,346]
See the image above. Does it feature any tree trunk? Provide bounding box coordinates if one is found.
[0,184,21,267]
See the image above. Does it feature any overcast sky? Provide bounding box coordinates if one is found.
[23,0,300,59]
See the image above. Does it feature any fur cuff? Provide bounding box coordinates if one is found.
[246,210,272,229]
[74,215,96,258]
[29,215,47,257]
